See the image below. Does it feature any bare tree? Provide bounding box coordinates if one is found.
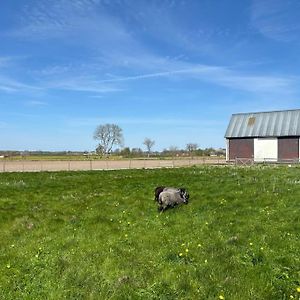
[143,138,155,157]
[94,124,124,156]
[169,145,178,158]
[186,143,198,158]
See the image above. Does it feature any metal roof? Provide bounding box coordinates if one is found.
[225,109,300,138]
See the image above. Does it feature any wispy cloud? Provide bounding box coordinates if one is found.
[0,76,41,93]
[44,76,123,93]
[25,100,48,106]
[251,0,300,42]
[64,116,224,128]
[96,63,296,94]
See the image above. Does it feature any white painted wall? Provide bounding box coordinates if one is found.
[254,138,278,162]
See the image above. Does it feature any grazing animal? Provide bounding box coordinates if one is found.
[157,189,189,212]
[154,186,189,203]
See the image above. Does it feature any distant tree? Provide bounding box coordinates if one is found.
[143,138,155,157]
[186,143,198,158]
[169,145,178,158]
[120,147,131,157]
[93,124,124,156]
[131,148,143,157]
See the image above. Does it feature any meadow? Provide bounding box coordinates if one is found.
[0,166,299,299]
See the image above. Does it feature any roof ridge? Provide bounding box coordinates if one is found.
[232,108,300,116]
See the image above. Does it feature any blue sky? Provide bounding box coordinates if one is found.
[1,0,300,151]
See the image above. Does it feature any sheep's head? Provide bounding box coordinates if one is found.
[180,188,189,204]
[154,186,165,202]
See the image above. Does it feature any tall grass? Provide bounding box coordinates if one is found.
[0,166,299,299]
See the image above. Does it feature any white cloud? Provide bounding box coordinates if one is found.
[26,100,48,106]
[0,76,40,93]
[251,0,300,42]
[96,63,296,94]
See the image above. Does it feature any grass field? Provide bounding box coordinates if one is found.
[0,166,299,299]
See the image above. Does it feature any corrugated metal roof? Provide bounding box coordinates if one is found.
[225,109,300,138]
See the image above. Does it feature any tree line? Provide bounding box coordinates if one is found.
[93,123,225,158]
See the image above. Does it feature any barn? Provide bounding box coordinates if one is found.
[225,109,300,162]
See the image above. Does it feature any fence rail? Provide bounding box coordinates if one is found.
[0,158,226,173]
[234,157,300,165]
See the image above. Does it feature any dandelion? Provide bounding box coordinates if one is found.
[297,287,300,293]
[260,247,264,250]
[185,248,189,253]
[290,295,294,299]
[219,295,225,300]
[204,259,208,263]
[205,222,209,225]
[179,253,183,257]
[249,242,253,246]
[197,244,201,247]
[125,234,128,238]
[127,221,131,225]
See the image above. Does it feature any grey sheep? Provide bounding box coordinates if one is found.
[158,189,189,212]
[154,186,189,203]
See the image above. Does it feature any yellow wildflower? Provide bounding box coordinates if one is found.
[179,253,183,257]
[185,248,189,253]
[297,287,300,293]
[219,295,225,300]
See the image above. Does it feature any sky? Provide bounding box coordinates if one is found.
[1,0,300,151]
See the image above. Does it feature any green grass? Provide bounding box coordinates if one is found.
[0,166,299,299]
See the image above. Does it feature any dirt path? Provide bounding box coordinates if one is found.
[0,158,226,172]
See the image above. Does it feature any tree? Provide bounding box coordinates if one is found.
[169,145,178,158]
[143,138,155,157]
[186,143,198,158]
[93,124,124,156]
[120,147,131,157]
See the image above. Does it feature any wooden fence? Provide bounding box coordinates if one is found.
[0,158,226,173]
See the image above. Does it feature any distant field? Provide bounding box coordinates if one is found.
[0,166,299,299]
